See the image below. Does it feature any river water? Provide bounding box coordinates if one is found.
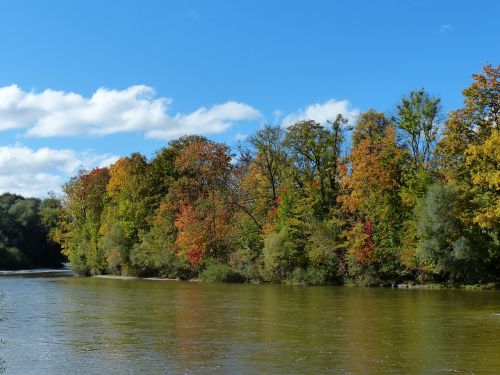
[0,276,499,374]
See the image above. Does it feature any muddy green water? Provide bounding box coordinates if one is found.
[0,277,499,374]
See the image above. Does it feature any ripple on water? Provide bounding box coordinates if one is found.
[0,277,499,374]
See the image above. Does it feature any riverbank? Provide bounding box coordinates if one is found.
[92,274,499,290]
[0,268,74,277]
[396,282,500,290]
[93,274,190,282]
[1,270,497,290]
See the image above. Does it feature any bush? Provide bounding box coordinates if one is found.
[228,248,262,282]
[263,226,301,282]
[290,266,336,286]
[200,263,246,283]
[306,223,344,284]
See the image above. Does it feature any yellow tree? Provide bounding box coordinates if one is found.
[465,129,500,231]
[437,64,500,182]
[101,153,149,274]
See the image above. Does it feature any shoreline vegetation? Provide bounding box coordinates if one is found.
[0,193,65,270]
[89,275,499,290]
[0,270,497,290]
[2,65,499,288]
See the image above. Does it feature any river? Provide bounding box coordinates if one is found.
[0,276,499,374]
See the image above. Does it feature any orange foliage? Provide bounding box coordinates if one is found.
[175,204,206,266]
[339,125,402,215]
[171,140,235,265]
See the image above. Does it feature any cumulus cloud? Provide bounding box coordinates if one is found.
[146,101,262,139]
[0,145,119,197]
[282,99,359,127]
[0,85,262,139]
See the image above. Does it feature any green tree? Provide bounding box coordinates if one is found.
[416,183,489,283]
[283,115,349,215]
[0,193,63,269]
[247,125,286,210]
[60,168,109,275]
[393,89,441,169]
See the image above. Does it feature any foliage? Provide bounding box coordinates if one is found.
[0,193,64,269]
[200,263,245,283]
[416,183,489,283]
[340,111,406,283]
[48,64,500,286]
[465,129,500,231]
[263,226,301,282]
[393,89,441,169]
[60,167,109,275]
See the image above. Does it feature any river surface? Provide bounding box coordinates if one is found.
[0,277,499,374]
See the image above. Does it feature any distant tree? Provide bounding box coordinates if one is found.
[0,193,63,269]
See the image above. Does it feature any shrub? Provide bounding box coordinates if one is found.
[263,226,301,282]
[200,263,245,283]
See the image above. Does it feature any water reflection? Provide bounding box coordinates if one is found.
[0,278,499,374]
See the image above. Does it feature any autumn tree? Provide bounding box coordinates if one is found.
[431,65,500,280]
[437,64,500,182]
[340,110,406,284]
[53,64,500,285]
[100,153,150,275]
[60,168,110,275]
[172,139,235,266]
[465,129,500,231]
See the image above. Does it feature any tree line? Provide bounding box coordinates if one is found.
[51,65,500,285]
[0,193,64,269]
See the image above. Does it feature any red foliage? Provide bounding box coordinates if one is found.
[355,219,376,264]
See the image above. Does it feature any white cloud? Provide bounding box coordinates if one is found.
[282,99,359,127]
[0,145,119,197]
[439,24,454,33]
[0,85,262,139]
[146,101,261,139]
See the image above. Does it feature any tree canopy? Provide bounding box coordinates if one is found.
[0,193,64,269]
[42,64,500,285]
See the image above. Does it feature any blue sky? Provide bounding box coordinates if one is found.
[0,0,498,197]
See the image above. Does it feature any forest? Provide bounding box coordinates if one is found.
[0,193,64,269]
[48,65,499,286]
